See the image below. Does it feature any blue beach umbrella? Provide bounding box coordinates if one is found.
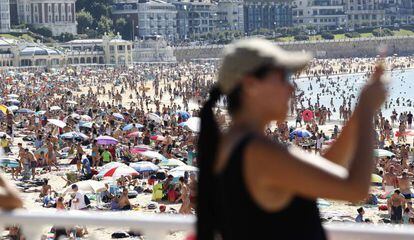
[289,129,312,139]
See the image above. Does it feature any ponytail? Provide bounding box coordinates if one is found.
[197,85,222,240]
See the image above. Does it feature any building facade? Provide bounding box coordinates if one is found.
[112,0,177,41]
[217,0,244,32]
[343,0,386,29]
[0,37,64,67]
[292,0,347,31]
[60,33,134,66]
[173,0,217,39]
[244,0,293,34]
[133,35,176,62]
[16,0,76,36]
[0,0,10,32]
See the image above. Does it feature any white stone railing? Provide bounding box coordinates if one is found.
[1,211,414,240]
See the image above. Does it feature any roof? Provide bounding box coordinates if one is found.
[19,46,62,56]
[0,38,18,47]
[110,39,131,43]
[66,39,103,44]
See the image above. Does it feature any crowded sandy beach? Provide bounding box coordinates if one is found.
[1,53,414,239]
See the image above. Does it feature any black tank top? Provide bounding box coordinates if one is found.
[213,135,326,239]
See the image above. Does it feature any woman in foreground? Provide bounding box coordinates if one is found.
[197,39,387,239]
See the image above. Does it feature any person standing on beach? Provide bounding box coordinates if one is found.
[197,39,387,240]
[388,190,406,224]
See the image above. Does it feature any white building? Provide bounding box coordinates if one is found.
[16,0,77,36]
[112,0,178,41]
[133,35,176,62]
[0,0,10,33]
[293,0,347,31]
[60,33,134,66]
[217,0,244,32]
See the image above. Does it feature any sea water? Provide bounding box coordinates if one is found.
[294,69,414,120]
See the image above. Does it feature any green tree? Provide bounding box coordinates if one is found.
[77,9,94,34]
[114,18,132,40]
[56,32,75,42]
[98,16,113,35]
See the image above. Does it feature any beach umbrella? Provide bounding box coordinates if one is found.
[147,113,162,123]
[150,135,166,141]
[133,150,166,161]
[100,162,126,171]
[80,115,92,122]
[34,147,48,155]
[47,119,66,128]
[175,111,191,119]
[178,122,187,127]
[122,123,144,131]
[290,129,312,139]
[0,105,8,114]
[79,121,94,128]
[66,100,77,105]
[35,110,46,115]
[6,99,20,105]
[16,108,35,114]
[7,94,19,99]
[395,131,414,137]
[0,157,19,168]
[60,132,89,141]
[373,149,395,158]
[186,117,201,133]
[130,161,159,173]
[113,113,124,120]
[97,165,139,179]
[127,131,142,138]
[50,106,61,111]
[64,180,106,194]
[0,132,11,139]
[96,136,118,145]
[159,158,186,168]
[169,165,198,173]
[7,105,18,112]
[371,174,383,184]
[302,109,314,122]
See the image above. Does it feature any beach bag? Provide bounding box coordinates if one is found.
[111,231,129,239]
[379,205,388,211]
[84,195,91,206]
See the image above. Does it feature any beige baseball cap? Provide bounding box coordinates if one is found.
[217,38,312,94]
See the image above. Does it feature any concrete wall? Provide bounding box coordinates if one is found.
[173,36,414,61]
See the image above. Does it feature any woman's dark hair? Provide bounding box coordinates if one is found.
[197,65,274,239]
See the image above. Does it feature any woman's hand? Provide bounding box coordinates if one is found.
[358,64,388,113]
